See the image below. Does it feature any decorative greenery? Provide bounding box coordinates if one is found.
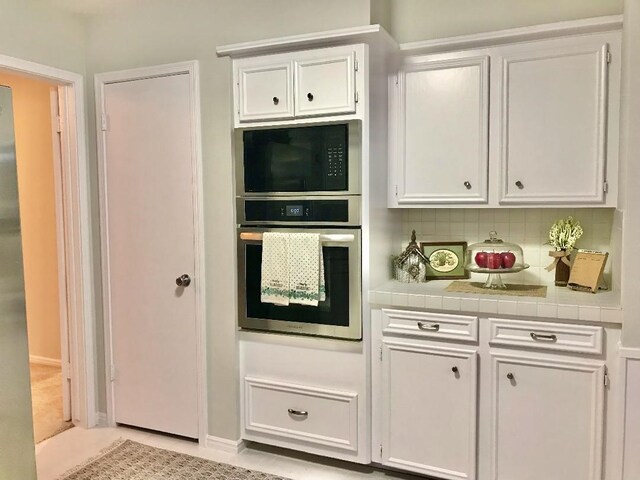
[547,216,584,251]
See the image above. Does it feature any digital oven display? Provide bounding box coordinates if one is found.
[286,205,304,217]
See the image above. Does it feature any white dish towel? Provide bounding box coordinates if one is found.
[260,232,325,307]
[260,232,290,306]
[288,233,325,306]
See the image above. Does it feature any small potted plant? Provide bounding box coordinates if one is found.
[545,216,583,286]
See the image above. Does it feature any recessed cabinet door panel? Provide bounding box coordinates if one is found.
[491,354,605,480]
[295,52,356,117]
[238,61,294,122]
[397,56,489,205]
[382,341,477,480]
[499,42,609,204]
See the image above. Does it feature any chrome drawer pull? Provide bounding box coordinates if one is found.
[287,408,308,417]
[530,332,557,342]
[417,322,440,332]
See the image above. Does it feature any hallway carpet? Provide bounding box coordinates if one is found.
[59,439,291,480]
[30,363,73,443]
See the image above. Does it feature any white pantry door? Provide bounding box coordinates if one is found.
[102,73,198,438]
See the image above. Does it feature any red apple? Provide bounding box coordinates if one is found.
[486,252,503,270]
[475,251,488,268]
[501,251,516,269]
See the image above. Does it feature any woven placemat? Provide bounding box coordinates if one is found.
[446,280,548,298]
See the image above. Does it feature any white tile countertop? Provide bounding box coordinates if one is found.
[369,280,622,325]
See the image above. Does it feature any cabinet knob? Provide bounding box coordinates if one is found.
[307,92,314,102]
[464,181,472,190]
[515,180,524,189]
[452,366,459,374]
[507,372,514,380]
[272,96,279,105]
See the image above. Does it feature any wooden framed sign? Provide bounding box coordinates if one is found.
[568,250,608,293]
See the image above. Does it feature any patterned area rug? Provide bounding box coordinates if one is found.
[59,439,291,480]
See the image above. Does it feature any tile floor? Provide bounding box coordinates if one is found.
[36,426,423,480]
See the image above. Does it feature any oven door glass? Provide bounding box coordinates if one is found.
[238,229,361,340]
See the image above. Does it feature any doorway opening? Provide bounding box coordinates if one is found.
[0,70,72,443]
[0,54,97,436]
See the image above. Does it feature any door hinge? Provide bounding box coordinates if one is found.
[354,58,359,73]
[56,115,63,133]
[101,113,109,132]
[606,51,612,64]
[604,366,610,388]
[603,181,609,193]
[395,185,398,196]
[110,364,116,382]
[395,75,399,86]
[355,91,359,104]
[379,344,383,361]
[62,362,71,380]
[379,444,383,457]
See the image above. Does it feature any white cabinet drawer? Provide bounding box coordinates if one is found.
[244,377,358,451]
[489,318,603,355]
[382,309,478,343]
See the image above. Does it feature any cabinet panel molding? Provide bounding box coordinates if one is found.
[490,352,605,480]
[393,54,489,205]
[244,376,358,452]
[381,340,478,479]
[498,42,610,204]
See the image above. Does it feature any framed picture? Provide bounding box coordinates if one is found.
[419,241,469,280]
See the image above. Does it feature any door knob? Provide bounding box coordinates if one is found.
[307,92,314,101]
[176,274,191,287]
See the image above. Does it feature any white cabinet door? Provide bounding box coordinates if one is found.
[393,55,489,205]
[491,353,605,480]
[498,39,610,204]
[237,61,294,122]
[381,340,478,480]
[294,49,356,117]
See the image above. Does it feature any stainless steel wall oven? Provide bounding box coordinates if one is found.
[236,121,362,340]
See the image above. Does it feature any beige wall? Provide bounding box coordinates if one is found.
[0,71,61,362]
[0,0,85,73]
[387,0,623,43]
[84,0,371,440]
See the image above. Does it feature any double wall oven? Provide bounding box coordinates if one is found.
[236,121,362,340]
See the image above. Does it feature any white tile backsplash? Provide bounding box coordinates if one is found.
[400,208,615,286]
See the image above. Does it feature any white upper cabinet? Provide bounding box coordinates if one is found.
[237,61,294,122]
[498,37,612,204]
[234,45,361,125]
[390,30,621,208]
[391,54,489,206]
[295,51,356,117]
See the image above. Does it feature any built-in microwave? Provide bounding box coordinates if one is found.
[235,121,361,197]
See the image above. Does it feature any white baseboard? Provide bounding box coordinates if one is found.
[206,435,246,454]
[30,355,62,367]
[96,412,108,427]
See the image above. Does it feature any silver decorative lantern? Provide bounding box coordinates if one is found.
[394,230,429,283]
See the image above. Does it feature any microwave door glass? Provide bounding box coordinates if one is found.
[243,124,348,193]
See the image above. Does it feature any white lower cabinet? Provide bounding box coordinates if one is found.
[380,340,478,480]
[490,353,605,480]
[374,309,612,480]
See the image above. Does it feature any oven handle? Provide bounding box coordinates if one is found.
[239,232,356,243]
